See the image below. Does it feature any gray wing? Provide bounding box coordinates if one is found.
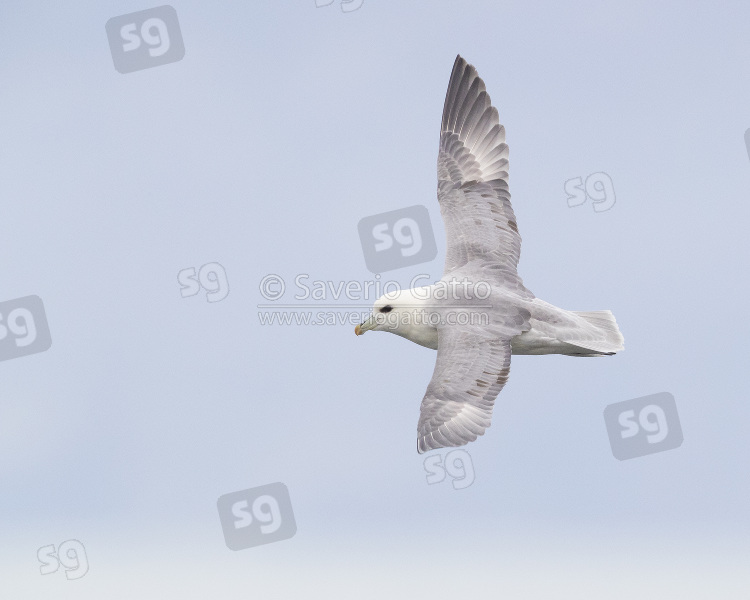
[438,55,521,277]
[417,315,526,453]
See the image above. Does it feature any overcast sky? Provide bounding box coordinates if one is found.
[2,1,749,597]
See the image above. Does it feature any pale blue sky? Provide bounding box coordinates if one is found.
[2,1,749,597]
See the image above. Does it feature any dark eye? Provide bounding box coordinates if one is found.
[380,305,393,313]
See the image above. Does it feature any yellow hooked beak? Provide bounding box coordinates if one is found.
[355,314,377,336]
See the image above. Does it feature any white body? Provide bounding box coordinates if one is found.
[372,285,622,357]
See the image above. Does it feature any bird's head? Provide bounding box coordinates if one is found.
[354,287,432,337]
[355,292,402,336]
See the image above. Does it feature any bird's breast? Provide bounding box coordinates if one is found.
[393,322,439,350]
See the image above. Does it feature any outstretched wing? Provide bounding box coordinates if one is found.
[438,55,521,276]
[417,325,517,454]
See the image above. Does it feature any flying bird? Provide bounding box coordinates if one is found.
[356,55,624,453]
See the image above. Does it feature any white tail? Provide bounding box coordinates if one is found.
[569,310,625,354]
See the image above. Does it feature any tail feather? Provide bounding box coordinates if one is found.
[568,310,625,354]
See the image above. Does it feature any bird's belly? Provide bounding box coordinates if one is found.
[510,328,576,355]
[395,321,582,354]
